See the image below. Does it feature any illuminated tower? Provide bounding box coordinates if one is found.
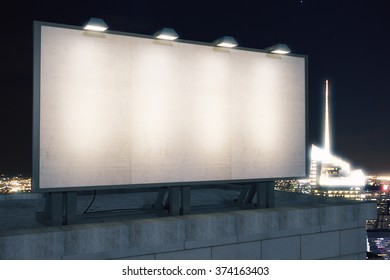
[324,80,330,154]
[310,80,365,191]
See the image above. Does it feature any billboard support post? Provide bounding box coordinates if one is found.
[257,182,275,208]
[36,192,77,226]
[34,183,275,226]
[170,187,180,216]
[153,188,168,211]
[234,181,275,209]
[154,186,191,216]
[65,192,77,224]
[236,185,252,206]
[181,186,191,215]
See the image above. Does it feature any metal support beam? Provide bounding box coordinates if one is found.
[236,185,251,206]
[246,185,258,205]
[36,191,79,226]
[266,181,275,208]
[50,192,64,226]
[65,191,77,225]
[169,187,180,216]
[155,186,192,216]
[257,181,275,208]
[236,183,275,209]
[181,186,191,215]
[35,182,274,227]
[154,188,168,210]
[257,182,267,208]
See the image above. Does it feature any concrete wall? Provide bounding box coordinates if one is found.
[0,196,376,260]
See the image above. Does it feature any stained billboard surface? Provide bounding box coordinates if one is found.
[33,22,307,190]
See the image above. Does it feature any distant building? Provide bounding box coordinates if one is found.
[309,80,366,191]
[310,144,366,188]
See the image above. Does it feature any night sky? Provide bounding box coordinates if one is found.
[1,0,389,176]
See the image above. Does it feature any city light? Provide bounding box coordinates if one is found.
[0,174,31,194]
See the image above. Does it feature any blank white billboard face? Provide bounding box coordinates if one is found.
[34,23,307,190]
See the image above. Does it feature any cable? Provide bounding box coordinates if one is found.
[83,190,97,214]
[83,208,143,214]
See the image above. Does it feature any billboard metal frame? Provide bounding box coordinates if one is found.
[33,21,309,194]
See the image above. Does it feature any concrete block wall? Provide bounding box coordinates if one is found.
[0,199,376,260]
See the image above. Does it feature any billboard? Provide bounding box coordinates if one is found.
[33,22,307,191]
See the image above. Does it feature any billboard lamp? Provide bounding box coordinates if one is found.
[214,36,238,48]
[154,27,179,41]
[83,17,108,32]
[265,43,291,54]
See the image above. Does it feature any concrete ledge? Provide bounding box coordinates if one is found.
[0,192,377,260]
[0,193,44,201]
[301,231,340,259]
[211,241,261,260]
[156,248,211,260]
[340,227,367,255]
[62,222,130,256]
[184,213,237,249]
[262,236,301,260]
[235,209,279,242]
[115,254,155,260]
[126,217,185,250]
[0,230,64,259]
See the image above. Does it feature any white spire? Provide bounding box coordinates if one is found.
[324,80,331,153]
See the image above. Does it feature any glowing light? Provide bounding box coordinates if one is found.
[310,80,366,188]
[154,28,178,41]
[324,80,331,153]
[214,36,238,48]
[217,42,237,48]
[266,43,291,54]
[83,17,108,32]
[271,49,290,55]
